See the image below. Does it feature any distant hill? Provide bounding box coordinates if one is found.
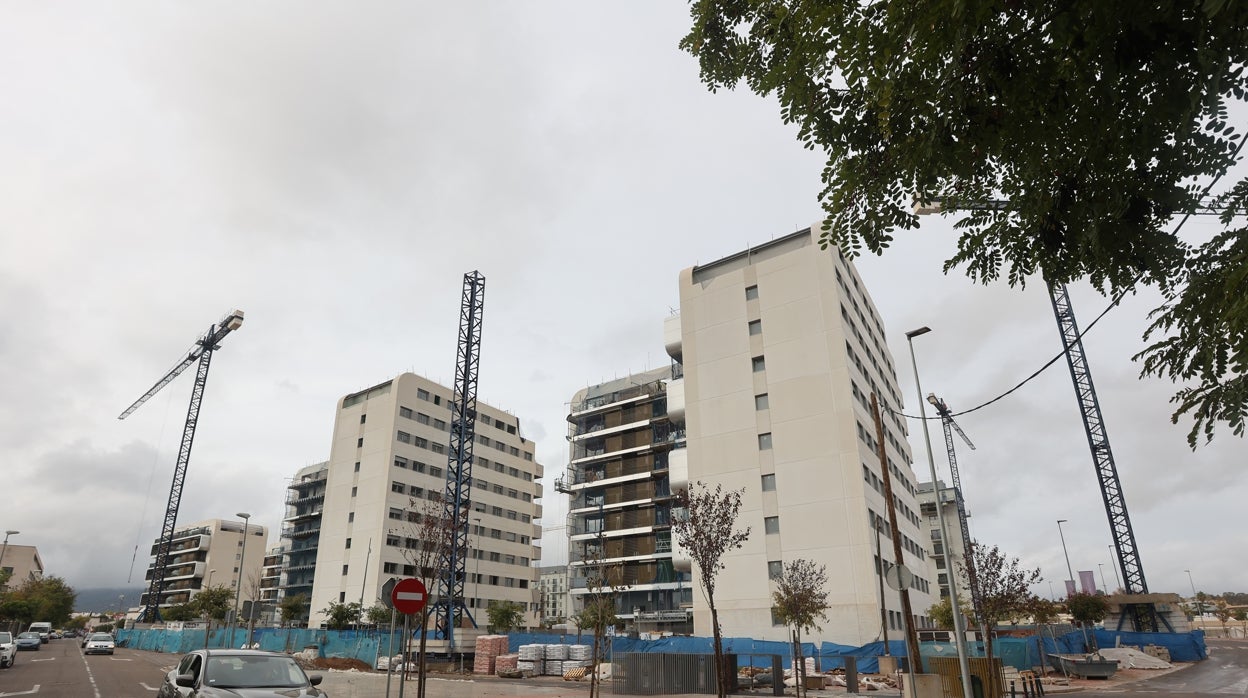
[74,587,146,614]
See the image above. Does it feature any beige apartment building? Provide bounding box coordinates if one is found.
[308,373,544,643]
[665,228,937,646]
[140,518,269,613]
[0,544,43,589]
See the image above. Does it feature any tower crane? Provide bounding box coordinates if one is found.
[119,309,245,622]
[434,272,485,650]
[925,395,984,631]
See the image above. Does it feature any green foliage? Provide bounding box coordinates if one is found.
[279,594,309,627]
[365,604,393,627]
[319,601,362,630]
[963,542,1042,635]
[1024,597,1061,625]
[188,585,233,622]
[1066,592,1110,626]
[485,600,525,634]
[771,559,830,636]
[0,576,76,627]
[683,1,1248,446]
[162,604,198,622]
[927,595,966,631]
[575,595,618,638]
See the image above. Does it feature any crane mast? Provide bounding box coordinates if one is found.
[926,395,983,629]
[119,309,244,622]
[1048,284,1160,631]
[435,271,485,647]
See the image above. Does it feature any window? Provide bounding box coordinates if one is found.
[758,433,773,450]
[394,456,408,469]
[345,538,352,549]
[746,285,759,300]
[431,442,445,454]
[755,393,769,410]
[354,461,360,473]
[397,431,411,444]
[357,437,364,447]
[524,452,533,461]
[771,607,784,626]
[417,388,430,401]
[342,565,349,575]
[761,474,776,492]
[400,406,413,419]
[389,508,403,520]
[414,436,428,448]
[752,356,766,372]
[351,486,357,497]
[508,467,519,478]
[392,481,404,493]
[348,512,354,522]
[748,320,762,336]
[430,466,442,477]
[764,516,780,534]
[434,419,446,430]
[360,414,367,424]
[417,413,431,425]
[768,561,783,579]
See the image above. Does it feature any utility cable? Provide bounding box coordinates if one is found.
[887,139,1248,422]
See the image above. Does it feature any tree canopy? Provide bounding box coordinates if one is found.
[683,1,1248,446]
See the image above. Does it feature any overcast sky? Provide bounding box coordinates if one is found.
[2,3,1242,604]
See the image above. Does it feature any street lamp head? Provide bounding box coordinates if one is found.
[237,512,251,520]
[4,530,18,536]
[1057,519,1067,524]
[905,326,932,339]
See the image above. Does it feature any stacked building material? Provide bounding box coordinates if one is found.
[543,643,569,676]
[473,635,510,675]
[495,653,519,675]
[518,644,545,675]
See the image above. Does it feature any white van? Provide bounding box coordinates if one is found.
[27,623,52,644]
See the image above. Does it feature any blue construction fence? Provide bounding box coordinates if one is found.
[118,626,1205,673]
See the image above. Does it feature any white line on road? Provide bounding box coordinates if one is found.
[139,683,159,692]
[77,646,102,698]
[0,684,41,697]
[29,659,54,662]
[108,657,132,661]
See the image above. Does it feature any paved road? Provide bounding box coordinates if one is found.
[1069,639,1246,697]
[0,636,173,697]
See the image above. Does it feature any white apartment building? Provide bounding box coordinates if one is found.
[915,481,968,600]
[665,228,937,646]
[308,373,544,640]
[140,518,269,613]
[538,565,572,626]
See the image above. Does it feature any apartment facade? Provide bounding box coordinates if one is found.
[666,228,936,646]
[559,368,693,635]
[308,373,544,640]
[280,462,328,625]
[140,518,269,613]
[915,481,967,600]
[538,565,572,626]
[0,544,43,589]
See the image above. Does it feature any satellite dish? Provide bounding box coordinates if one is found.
[885,564,915,592]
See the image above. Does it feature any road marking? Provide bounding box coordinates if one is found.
[29,659,54,662]
[77,647,102,698]
[139,683,159,692]
[0,685,41,696]
[108,657,132,661]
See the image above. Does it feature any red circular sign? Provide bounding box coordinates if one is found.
[391,578,427,614]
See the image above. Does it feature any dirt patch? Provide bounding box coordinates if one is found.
[309,656,373,672]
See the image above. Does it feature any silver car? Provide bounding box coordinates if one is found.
[158,649,325,697]
[83,633,115,655]
[0,631,16,667]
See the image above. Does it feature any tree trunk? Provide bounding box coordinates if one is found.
[417,608,430,698]
[710,599,726,698]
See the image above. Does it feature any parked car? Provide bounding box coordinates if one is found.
[15,632,42,651]
[83,633,115,655]
[0,631,16,667]
[81,633,91,648]
[27,622,52,644]
[157,649,325,698]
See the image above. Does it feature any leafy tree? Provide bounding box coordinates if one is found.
[682,2,1248,446]
[485,601,525,634]
[1022,597,1060,625]
[2,576,76,627]
[1066,593,1110,627]
[771,559,829,698]
[279,593,309,627]
[365,604,393,627]
[959,543,1041,662]
[319,601,362,630]
[927,595,969,631]
[673,482,751,698]
[189,585,234,624]
[162,604,198,622]
[1214,599,1233,634]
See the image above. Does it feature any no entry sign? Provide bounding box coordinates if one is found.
[391,578,427,615]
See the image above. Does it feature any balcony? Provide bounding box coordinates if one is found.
[282,524,322,540]
[568,381,665,418]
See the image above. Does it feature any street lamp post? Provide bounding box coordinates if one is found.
[0,530,19,577]
[1097,565,1107,594]
[906,327,973,698]
[1056,520,1075,595]
[1107,546,1122,591]
[1185,570,1200,615]
[231,513,252,647]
